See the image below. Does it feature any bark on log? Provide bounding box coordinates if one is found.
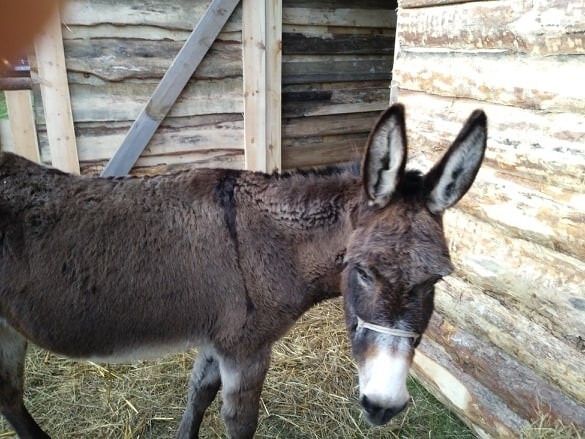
[422,312,585,428]
[434,273,585,405]
[398,0,585,56]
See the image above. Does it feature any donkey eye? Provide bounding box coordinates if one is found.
[355,265,373,285]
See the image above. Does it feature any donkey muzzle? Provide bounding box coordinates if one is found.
[360,394,408,425]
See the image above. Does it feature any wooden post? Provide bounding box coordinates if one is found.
[34,8,80,173]
[5,90,40,162]
[243,0,282,173]
[100,0,240,177]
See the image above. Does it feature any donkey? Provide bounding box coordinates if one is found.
[0,104,486,438]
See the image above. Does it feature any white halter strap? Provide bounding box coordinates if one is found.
[356,316,420,340]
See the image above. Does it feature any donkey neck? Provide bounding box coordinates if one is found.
[237,167,360,303]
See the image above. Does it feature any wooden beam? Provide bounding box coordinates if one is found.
[0,77,31,91]
[5,90,40,162]
[243,0,282,172]
[100,0,240,177]
[34,8,79,173]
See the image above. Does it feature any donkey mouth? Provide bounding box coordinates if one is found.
[360,395,408,425]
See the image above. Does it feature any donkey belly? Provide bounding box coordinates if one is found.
[0,232,241,361]
[0,283,204,361]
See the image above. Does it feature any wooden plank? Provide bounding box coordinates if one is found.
[36,79,243,124]
[283,4,396,28]
[62,25,241,44]
[63,39,242,82]
[81,150,244,176]
[283,83,389,118]
[100,0,240,177]
[422,311,585,429]
[5,90,40,162]
[397,0,585,56]
[34,9,80,173]
[401,0,483,7]
[283,32,394,55]
[38,117,244,163]
[283,55,392,84]
[434,274,585,405]
[283,25,396,38]
[265,0,282,172]
[285,0,392,8]
[63,0,242,33]
[283,111,381,139]
[392,50,585,113]
[134,149,243,170]
[283,132,367,169]
[0,77,31,91]
[242,0,282,172]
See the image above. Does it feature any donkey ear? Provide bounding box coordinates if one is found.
[362,104,408,208]
[425,110,487,214]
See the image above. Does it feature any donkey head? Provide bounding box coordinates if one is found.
[342,104,487,425]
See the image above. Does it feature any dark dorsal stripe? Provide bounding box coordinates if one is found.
[214,170,254,313]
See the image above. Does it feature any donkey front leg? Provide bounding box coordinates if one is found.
[177,346,222,439]
[0,323,50,439]
[218,348,271,439]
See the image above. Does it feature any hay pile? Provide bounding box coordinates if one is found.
[1,298,578,438]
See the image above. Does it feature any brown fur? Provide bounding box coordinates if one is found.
[0,104,487,438]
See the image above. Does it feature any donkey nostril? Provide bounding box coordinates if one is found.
[360,395,409,425]
[360,395,375,415]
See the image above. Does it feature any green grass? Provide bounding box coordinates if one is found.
[0,91,7,119]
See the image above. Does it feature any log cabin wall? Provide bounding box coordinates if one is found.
[391,0,585,437]
[281,0,397,169]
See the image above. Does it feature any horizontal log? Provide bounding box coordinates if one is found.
[283,133,367,169]
[397,0,585,56]
[457,171,583,262]
[283,32,394,55]
[434,275,585,406]
[37,115,243,163]
[412,337,528,438]
[443,210,585,351]
[392,50,585,113]
[63,39,241,82]
[33,78,243,124]
[456,171,583,262]
[423,312,585,429]
[283,112,381,139]
[394,93,584,262]
[396,91,585,195]
[63,0,242,33]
